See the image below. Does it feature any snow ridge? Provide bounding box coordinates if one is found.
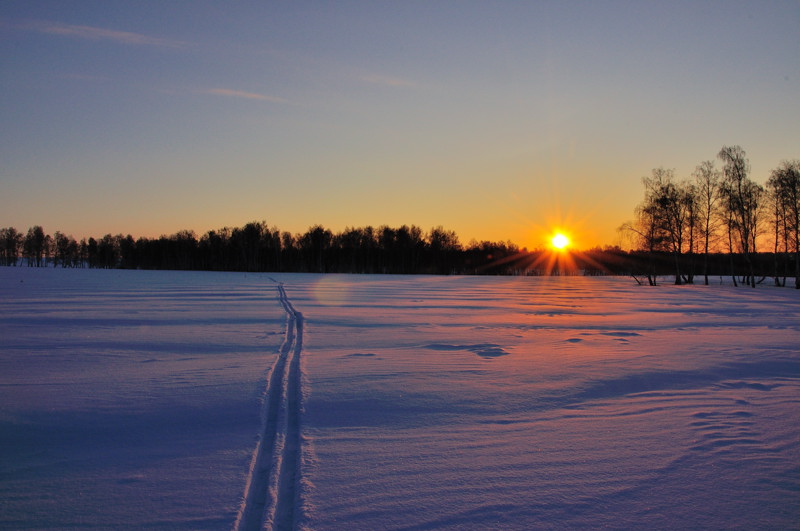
[235,282,304,531]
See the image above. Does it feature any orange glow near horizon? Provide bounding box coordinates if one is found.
[479,222,609,275]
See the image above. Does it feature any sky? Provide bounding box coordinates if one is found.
[1,1,798,250]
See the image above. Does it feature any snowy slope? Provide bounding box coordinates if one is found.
[1,269,799,529]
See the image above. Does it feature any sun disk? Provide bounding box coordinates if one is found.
[551,233,570,250]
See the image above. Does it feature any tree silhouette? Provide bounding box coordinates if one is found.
[693,161,721,285]
[427,226,461,274]
[718,146,763,287]
[767,160,800,288]
[23,226,47,267]
[640,168,697,284]
[299,225,333,273]
[0,227,23,266]
[53,231,80,268]
[4,151,799,288]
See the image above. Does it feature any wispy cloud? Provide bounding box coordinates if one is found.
[361,74,418,88]
[202,88,288,104]
[18,19,189,48]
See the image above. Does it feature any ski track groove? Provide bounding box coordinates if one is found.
[235,281,304,531]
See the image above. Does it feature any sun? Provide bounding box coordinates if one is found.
[551,232,570,250]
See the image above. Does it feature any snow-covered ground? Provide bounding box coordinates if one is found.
[1,268,799,529]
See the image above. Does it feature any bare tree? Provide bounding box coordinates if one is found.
[718,146,763,287]
[765,190,785,285]
[683,180,699,284]
[620,175,667,285]
[619,214,661,285]
[767,160,800,288]
[693,161,722,284]
[640,168,699,284]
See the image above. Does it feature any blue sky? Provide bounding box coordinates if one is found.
[2,1,798,248]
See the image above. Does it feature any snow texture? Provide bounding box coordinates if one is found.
[1,268,799,530]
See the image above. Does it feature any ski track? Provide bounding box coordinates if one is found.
[235,281,304,531]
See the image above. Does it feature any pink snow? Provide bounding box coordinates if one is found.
[1,269,798,529]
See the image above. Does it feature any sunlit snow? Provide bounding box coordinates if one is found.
[1,268,799,529]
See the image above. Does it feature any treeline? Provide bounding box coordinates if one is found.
[1,220,797,283]
[0,223,519,275]
[622,146,799,288]
[3,145,796,284]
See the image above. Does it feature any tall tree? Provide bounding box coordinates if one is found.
[718,146,763,287]
[620,198,662,285]
[767,160,800,288]
[682,180,699,284]
[640,169,696,283]
[693,161,722,285]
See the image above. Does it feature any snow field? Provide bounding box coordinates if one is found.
[1,269,799,529]
[0,269,285,528]
[295,275,800,529]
